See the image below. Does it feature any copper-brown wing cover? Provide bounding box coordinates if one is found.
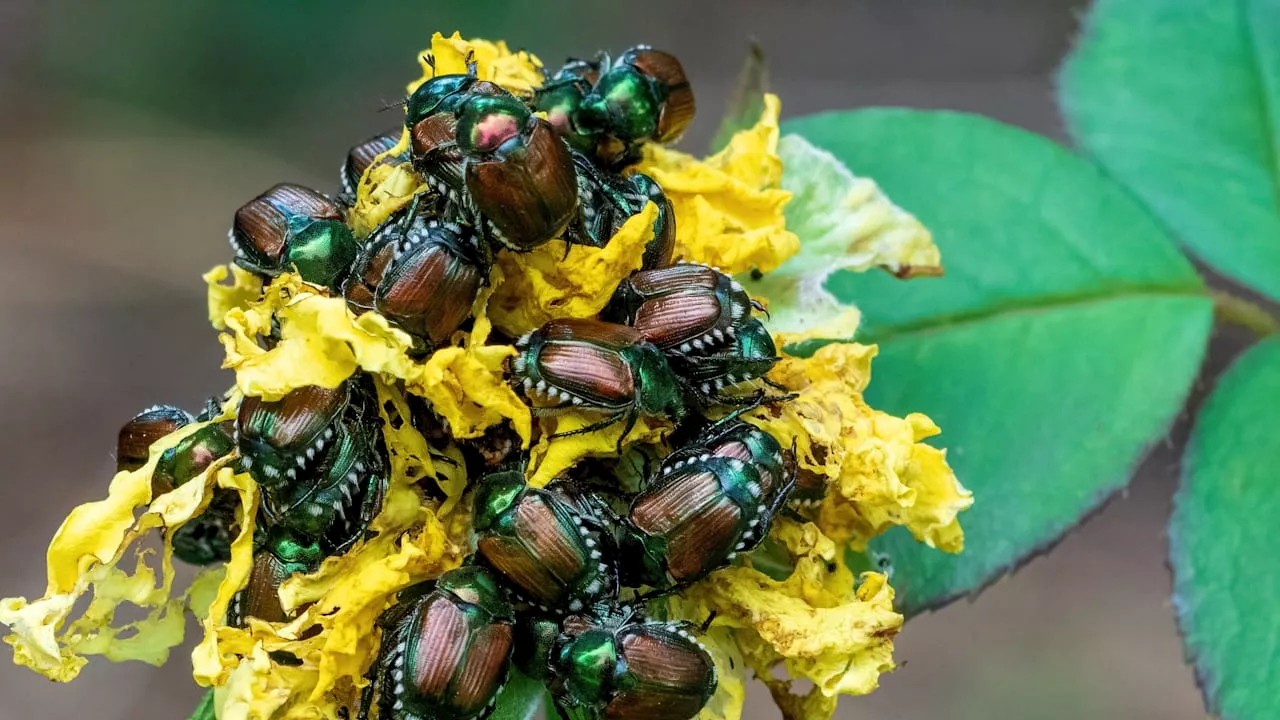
[514,493,585,584]
[539,344,635,405]
[465,119,578,250]
[410,595,469,697]
[540,318,644,349]
[377,244,484,345]
[237,384,345,450]
[411,114,466,190]
[629,264,719,296]
[633,293,722,349]
[477,534,565,604]
[664,501,741,582]
[237,552,292,624]
[631,470,721,536]
[606,627,713,719]
[116,413,187,472]
[452,622,514,714]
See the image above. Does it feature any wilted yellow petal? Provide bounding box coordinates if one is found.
[489,202,658,336]
[749,340,971,552]
[347,133,425,239]
[216,271,531,445]
[407,32,544,97]
[694,626,747,720]
[0,401,240,682]
[205,264,264,330]
[527,413,671,488]
[674,520,901,720]
[634,94,798,275]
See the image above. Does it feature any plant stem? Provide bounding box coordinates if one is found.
[1212,291,1280,336]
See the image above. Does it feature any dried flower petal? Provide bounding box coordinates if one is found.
[489,202,658,337]
[634,94,799,275]
[217,271,531,445]
[750,340,972,552]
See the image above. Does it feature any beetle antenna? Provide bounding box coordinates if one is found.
[423,52,437,75]
[465,49,478,77]
[700,611,718,633]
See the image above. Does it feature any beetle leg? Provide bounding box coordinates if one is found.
[614,408,640,454]
[546,411,623,440]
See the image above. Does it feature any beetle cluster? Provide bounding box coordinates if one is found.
[109,42,833,720]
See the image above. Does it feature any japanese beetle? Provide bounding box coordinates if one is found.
[119,405,238,566]
[257,418,386,553]
[408,75,580,253]
[359,565,516,720]
[531,606,716,720]
[472,467,616,613]
[228,527,323,626]
[533,58,606,157]
[350,212,487,351]
[229,183,360,292]
[569,157,675,270]
[236,383,351,489]
[573,47,696,169]
[672,318,779,404]
[620,426,794,590]
[510,318,686,441]
[602,262,760,355]
[340,129,404,198]
[117,405,193,473]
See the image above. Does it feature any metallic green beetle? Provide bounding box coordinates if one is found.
[669,317,779,405]
[229,183,360,292]
[620,422,795,590]
[510,318,687,443]
[602,262,763,356]
[473,467,616,613]
[408,75,579,253]
[228,526,324,627]
[525,605,717,720]
[236,380,387,552]
[359,565,516,720]
[538,47,696,170]
[569,156,675,270]
[117,405,238,565]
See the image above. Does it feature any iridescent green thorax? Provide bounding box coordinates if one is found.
[455,95,530,156]
[405,74,480,127]
[621,343,686,422]
[578,70,659,141]
[672,317,779,401]
[560,629,618,703]
[153,422,235,496]
[281,218,359,291]
[230,183,357,292]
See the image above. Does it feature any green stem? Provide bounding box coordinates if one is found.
[187,690,216,720]
[1213,290,1280,336]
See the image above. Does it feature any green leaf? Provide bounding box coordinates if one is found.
[489,668,545,720]
[1059,0,1280,303]
[785,109,1214,615]
[1172,338,1280,720]
[186,690,216,720]
[747,133,939,338]
[709,41,769,154]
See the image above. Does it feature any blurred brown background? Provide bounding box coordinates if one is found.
[0,1,1216,717]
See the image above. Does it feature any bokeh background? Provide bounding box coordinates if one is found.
[0,1,1222,717]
